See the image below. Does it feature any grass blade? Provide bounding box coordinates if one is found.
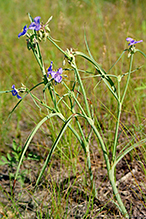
[114,138,146,168]
[75,51,119,102]
[35,113,78,187]
[14,113,61,181]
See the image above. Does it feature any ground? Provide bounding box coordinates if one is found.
[0,139,146,218]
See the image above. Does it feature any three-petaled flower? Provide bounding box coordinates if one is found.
[126,37,143,46]
[18,16,41,38]
[11,85,22,99]
[28,16,41,31]
[47,62,63,83]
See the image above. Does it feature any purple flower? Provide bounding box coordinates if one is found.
[29,16,41,31]
[47,61,53,75]
[11,85,22,99]
[126,37,143,46]
[47,62,63,83]
[18,25,28,38]
[51,68,63,83]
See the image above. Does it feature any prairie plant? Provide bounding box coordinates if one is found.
[1,14,146,218]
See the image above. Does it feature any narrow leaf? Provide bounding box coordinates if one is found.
[15,113,61,181]
[114,138,146,168]
[35,113,77,187]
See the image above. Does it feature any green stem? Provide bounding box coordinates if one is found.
[28,13,46,78]
[90,122,110,172]
[47,36,72,61]
[31,43,47,81]
[31,86,96,196]
[110,53,134,218]
[72,62,91,118]
[75,51,119,103]
[47,37,92,118]
[29,91,86,153]
[89,122,129,217]
[70,91,87,116]
[136,49,146,58]
[75,116,97,198]
[109,167,129,218]
[62,81,97,197]
[112,54,133,163]
[121,54,133,105]
[112,102,122,162]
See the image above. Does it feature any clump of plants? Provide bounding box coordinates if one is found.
[1,14,146,218]
[0,139,40,188]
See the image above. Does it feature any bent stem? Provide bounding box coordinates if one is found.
[109,167,129,218]
[109,53,134,218]
[41,32,129,216]
[84,116,129,217]
[63,81,97,197]
[75,51,119,103]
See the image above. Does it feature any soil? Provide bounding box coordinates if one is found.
[0,127,146,218]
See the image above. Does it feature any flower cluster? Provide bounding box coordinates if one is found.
[126,37,143,46]
[47,62,63,83]
[18,16,41,38]
[11,85,22,99]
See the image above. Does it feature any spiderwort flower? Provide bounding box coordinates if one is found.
[126,37,143,46]
[51,68,63,83]
[29,16,41,31]
[11,85,22,99]
[47,62,63,83]
[47,61,53,75]
[18,25,28,38]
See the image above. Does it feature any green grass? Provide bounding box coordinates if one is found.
[0,0,146,218]
[0,0,146,145]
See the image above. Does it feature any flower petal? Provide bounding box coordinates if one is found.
[34,16,41,24]
[48,61,53,70]
[126,37,134,42]
[136,40,143,44]
[47,62,53,77]
[126,37,143,46]
[18,25,28,38]
[11,89,18,96]
[57,68,63,75]
[17,94,22,99]
[35,24,41,31]
[54,75,62,83]
[51,71,57,78]
[28,22,37,29]
[11,85,21,98]
[29,16,41,31]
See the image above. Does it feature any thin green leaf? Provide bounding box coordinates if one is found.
[75,51,119,102]
[136,49,146,58]
[6,82,44,121]
[114,138,146,168]
[84,29,94,60]
[0,90,12,94]
[107,50,127,73]
[35,113,78,187]
[80,114,111,172]
[24,91,86,153]
[15,113,61,181]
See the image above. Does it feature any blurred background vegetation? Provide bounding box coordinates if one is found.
[0,0,146,155]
